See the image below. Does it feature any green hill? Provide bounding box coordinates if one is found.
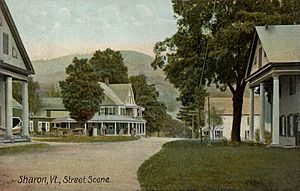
[32,50,243,117]
[32,50,181,113]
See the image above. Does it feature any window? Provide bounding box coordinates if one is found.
[245,130,249,140]
[288,115,294,137]
[264,51,267,58]
[280,116,286,136]
[258,47,262,68]
[247,117,249,126]
[254,56,257,65]
[215,130,223,139]
[12,47,18,58]
[108,107,115,115]
[3,33,9,55]
[287,115,291,137]
[99,107,105,115]
[289,76,296,95]
[38,122,50,132]
[29,121,34,132]
[0,17,2,26]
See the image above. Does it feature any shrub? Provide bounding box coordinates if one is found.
[255,128,271,144]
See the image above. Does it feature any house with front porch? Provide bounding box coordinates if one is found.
[33,81,146,136]
[0,0,34,142]
[246,25,300,146]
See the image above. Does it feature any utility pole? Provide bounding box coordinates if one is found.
[208,96,211,140]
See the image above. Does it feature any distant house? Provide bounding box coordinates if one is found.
[0,0,35,142]
[246,25,300,146]
[32,81,146,136]
[203,96,264,141]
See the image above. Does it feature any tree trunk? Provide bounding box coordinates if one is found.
[231,84,245,142]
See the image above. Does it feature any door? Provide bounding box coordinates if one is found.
[293,115,300,146]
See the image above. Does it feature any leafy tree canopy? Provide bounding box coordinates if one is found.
[46,83,61,97]
[90,48,129,84]
[59,57,104,122]
[130,74,167,136]
[13,77,42,115]
[152,0,299,142]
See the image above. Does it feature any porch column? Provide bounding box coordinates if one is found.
[101,123,103,135]
[0,78,6,128]
[127,123,130,135]
[84,123,87,135]
[114,122,117,135]
[21,81,29,137]
[272,76,280,145]
[138,123,140,135]
[5,77,13,137]
[93,125,97,137]
[259,82,265,143]
[144,123,146,135]
[249,88,255,141]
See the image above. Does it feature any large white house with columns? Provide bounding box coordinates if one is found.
[246,25,300,146]
[35,81,146,136]
[0,0,34,142]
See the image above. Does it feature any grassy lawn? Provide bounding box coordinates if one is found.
[0,143,49,156]
[138,140,300,191]
[32,136,138,143]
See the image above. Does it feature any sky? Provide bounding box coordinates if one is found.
[6,0,177,60]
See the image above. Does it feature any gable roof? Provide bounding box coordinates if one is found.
[205,97,260,115]
[246,25,300,78]
[41,83,136,110]
[99,82,123,105]
[41,98,65,110]
[0,0,34,75]
[256,25,300,63]
[109,84,135,104]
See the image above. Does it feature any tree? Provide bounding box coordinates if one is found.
[46,83,61,97]
[130,74,167,136]
[59,57,104,130]
[13,77,42,115]
[176,106,198,138]
[208,106,223,140]
[89,48,129,84]
[152,0,299,142]
[162,114,188,138]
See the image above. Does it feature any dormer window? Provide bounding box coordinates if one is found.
[12,47,18,58]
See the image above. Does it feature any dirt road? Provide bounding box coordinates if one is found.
[0,137,177,191]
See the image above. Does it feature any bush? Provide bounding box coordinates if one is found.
[255,129,271,144]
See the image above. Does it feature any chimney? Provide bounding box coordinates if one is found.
[265,25,269,30]
[104,77,110,85]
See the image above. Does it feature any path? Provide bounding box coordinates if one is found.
[0,137,178,191]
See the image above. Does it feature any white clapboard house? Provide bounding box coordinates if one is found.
[246,25,300,146]
[33,80,146,136]
[0,0,34,142]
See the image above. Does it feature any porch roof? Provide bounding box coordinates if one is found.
[52,115,146,123]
